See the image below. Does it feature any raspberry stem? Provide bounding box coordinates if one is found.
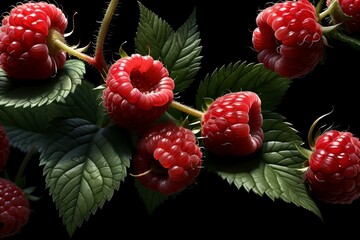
[307,108,334,150]
[318,0,338,22]
[93,0,120,76]
[328,30,360,50]
[130,169,152,177]
[51,35,97,66]
[15,145,36,182]
[170,101,204,119]
[52,0,120,77]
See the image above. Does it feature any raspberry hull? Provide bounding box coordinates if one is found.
[102,54,175,131]
[252,0,324,79]
[133,122,202,195]
[305,130,360,204]
[201,91,264,157]
[0,1,68,80]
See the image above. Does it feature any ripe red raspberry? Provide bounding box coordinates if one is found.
[304,129,360,204]
[0,1,68,80]
[0,124,10,172]
[252,0,325,79]
[201,91,263,157]
[102,54,175,131]
[327,0,360,33]
[0,178,30,239]
[133,122,203,195]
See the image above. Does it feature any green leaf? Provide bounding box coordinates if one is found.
[195,61,290,112]
[0,105,51,151]
[135,178,169,215]
[38,118,132,236]
[0,59,85,108]
[47,81,107,126]
[204,111,322,220]
[135,2,173,59]
[162,9,202,93]
[135,3,202,93]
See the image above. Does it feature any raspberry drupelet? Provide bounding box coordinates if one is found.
[102,54,175,131]
[252,0,325,79]
[201,91,264,157]
[0,1,68,80]
[133,122,203,195]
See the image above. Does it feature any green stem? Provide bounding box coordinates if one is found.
[51,0,120,77]
[170,101,204,119]
[15,145,37,181]
[318,0,338,22]
[307,108,333,150]
[328,30,360,50]
[53,38,96,65]
[93,0,120,77]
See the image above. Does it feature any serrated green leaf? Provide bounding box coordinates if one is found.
[135,2,174,58]
[204,111,322,220]
[47,81,107,126]
[0,105,51,151]
[0,59,85,108]
[38,118,132,236]
[163,9,202,93]
[135,178,168,215]
[195,61,290,112]
[135,3,202,94]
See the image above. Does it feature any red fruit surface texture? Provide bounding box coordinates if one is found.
[305,130,360,204]
[0,1,68,80]
[252,0,324,79]
[0,125,9,172]
[201,91,264,157]
[328,0,360,33]
[133,122,202,195]
[102,54,175,131]
[0,178,30,239]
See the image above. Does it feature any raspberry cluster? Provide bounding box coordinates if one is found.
[1,0,360,237]
[0,1,68,80]
[0,178,30,239]
[133,122,203,195]
[305,129,360,204]
[201,91,264,157]
[252,0,325,79]
[102,54,175,131]
[0,125,30,239]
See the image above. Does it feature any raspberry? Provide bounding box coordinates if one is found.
[327,0,360,33]
[252,0,325,79]
[0,178,30,239]
[201,91,264,157]
[0,125,9,172]
[133,122,203,195]
[0,1,68,80]
[304,129,360,204]
[102,54,175,131]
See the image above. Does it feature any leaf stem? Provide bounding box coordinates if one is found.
[170,101,204,119]
[15,145,37,181]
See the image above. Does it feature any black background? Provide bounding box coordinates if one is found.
[1,0,360,239]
